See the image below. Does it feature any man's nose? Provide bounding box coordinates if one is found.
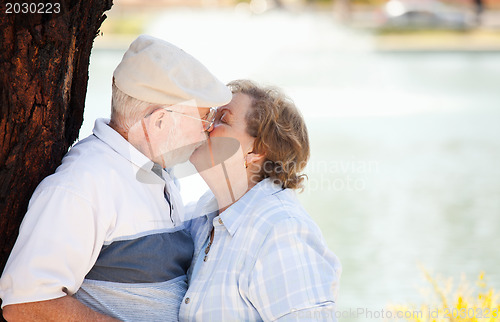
[200,127,210,141]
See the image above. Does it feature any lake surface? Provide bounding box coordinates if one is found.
[82,8,500,321]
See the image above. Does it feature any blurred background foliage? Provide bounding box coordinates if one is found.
[391,270,499,322]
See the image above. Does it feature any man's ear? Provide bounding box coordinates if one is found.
[147,109,166,132]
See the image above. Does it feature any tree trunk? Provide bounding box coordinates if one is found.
[0,0,113,311]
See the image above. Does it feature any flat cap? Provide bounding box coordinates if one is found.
[113,35,231,107]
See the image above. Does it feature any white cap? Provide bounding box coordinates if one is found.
[113,35,232,107]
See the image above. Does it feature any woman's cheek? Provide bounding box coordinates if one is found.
[209,127,224,138]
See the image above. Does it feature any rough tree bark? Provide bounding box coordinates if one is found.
[0,0,113,310]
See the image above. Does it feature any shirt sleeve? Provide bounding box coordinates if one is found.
[0,186,109,308]
[247,217,341,321]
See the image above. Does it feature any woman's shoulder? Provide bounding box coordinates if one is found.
[242,188,340,273]
[254,187,308,216]
[245,187,317,234]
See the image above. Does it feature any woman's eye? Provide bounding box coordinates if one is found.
[219,112,228,124]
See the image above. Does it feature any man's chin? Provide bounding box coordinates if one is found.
[160,139,207,167]
[159,149,194,168]
[189,146,202,165]
[190,138,209,158]
[177,148,196,165]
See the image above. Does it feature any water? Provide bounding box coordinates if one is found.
[83,8,500,320]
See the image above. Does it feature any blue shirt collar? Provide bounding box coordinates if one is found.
[218,178,284,237]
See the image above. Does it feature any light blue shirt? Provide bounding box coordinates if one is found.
[180,179,341,321]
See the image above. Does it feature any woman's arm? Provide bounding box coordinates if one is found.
[247,217,341,321]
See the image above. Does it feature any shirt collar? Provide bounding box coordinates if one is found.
[93,118,155,173]
[218,178,284,237]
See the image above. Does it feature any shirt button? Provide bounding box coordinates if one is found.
[185,297,190,304]
[218,218,223,225]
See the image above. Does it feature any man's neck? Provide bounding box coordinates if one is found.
[108,119,158,166]
[108,120,128,140]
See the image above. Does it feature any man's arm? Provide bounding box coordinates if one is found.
[2,296,120,322]
[0,188,111,319]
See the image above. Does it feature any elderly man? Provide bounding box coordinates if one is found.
[0,35,231,321]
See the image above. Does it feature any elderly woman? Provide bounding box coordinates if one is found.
[180,80,341,321]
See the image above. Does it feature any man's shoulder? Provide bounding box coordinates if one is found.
[36,135,120,193]
[66,134,114,165]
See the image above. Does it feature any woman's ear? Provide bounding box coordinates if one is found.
[245,151,266,167]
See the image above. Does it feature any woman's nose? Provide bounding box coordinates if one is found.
[206,122,215,132]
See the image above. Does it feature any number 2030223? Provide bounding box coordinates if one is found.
[5,3,61,14]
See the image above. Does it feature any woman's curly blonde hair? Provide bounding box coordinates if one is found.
[228,79,310,190]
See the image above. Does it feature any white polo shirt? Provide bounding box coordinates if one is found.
[0,118,193,321]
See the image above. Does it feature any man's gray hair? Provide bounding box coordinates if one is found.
[111,81,157,130]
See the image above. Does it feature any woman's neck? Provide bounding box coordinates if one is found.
[213,177,257,214]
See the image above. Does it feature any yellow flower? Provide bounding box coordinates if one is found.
[388,269,499,322]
